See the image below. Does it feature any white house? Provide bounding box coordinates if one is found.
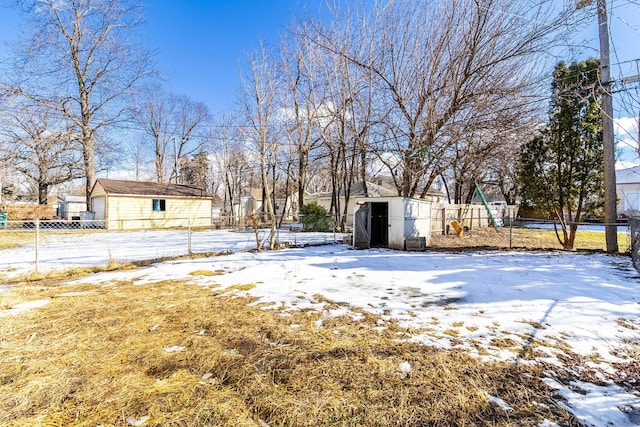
[616,165,640,216]
[228,188,298,224]
[57,195,87,220]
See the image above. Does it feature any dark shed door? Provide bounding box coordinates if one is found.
[370,202,388,247]
[354,203,370,249]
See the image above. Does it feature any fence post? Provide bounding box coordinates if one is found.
[35,219,40,273]
[509,215,513,249]
[333,216,336,243]
[188,218,192,257]
[630,217,639,271]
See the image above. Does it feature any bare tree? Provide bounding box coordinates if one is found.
[168,95,211,184]
[309,0,579,199]
[239,42,280,249]
[134,87,176,183]
[133,88,210,183]
[281,27,327,212]
[1,0,154,207]
[0,99,84,204]
[210,114,253,226]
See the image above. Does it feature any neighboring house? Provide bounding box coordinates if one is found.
[307,181,397,228]
[616,165,640,216]
[89,179,213,230]
[57,195,87,220]
[230,188,263,222]
[229,187,297,223]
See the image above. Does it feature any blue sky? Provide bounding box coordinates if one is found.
[0,1,637,115]
[143,1,309,115]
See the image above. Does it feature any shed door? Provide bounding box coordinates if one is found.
[354,203,370,249]
[92,197,105,220]
[370,202,388,247]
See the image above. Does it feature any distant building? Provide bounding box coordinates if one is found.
[57,195,86,220]
[89,179,213,230]
[616,165,640,216]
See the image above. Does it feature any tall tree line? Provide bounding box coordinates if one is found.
[214,0,582,229]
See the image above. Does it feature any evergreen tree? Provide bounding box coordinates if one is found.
[518,59,604,249]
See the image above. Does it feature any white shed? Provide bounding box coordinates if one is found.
[57,195,87,220]
[353,196,432,250]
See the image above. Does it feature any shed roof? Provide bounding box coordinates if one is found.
[94,179,212,199]
[58,195,86,203]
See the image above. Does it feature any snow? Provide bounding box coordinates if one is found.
[485,392,514,412]
[1,229,639,426]
[0,299,50,317]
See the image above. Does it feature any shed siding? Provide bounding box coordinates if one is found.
[353,196,432,250]
[403,198,432,243]
[387,198,406,249]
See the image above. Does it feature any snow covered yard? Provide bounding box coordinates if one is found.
[1,232,639,425]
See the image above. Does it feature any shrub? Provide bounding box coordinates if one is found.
[300,202,331,232]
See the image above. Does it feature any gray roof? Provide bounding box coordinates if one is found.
[309,181,398,199]
[94,179,212,199]
[58,195,86,203]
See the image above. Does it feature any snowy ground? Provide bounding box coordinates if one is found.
[1,229,639,426]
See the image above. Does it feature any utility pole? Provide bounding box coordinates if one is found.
[579,0,619,252]
[596,0,618,253]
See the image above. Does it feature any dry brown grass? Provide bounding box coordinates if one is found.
[0,230,34,250]
[0,277,578,426]
[431,226,631,253]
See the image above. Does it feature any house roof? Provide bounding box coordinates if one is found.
[617,166,640,185]
[58,195,86,203]
[93,179,212,199]
[308,181,398,199]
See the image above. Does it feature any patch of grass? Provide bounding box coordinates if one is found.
[0,231,34,250]
[1,262,138,287]
[189,269,224,277]
[431,226,630,253]
[517,319,547,330]
[0,280,578,426]
[617,317,638,330]
[224,283,257,292]
[490,337,519,350]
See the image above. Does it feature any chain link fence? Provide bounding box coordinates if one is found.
[630,217,640,270]
[0,216,343,277]
[429,216,634,254]
[1,210,636,277]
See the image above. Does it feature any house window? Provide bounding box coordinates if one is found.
[152,199,166,212]
[626,192,639,211]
